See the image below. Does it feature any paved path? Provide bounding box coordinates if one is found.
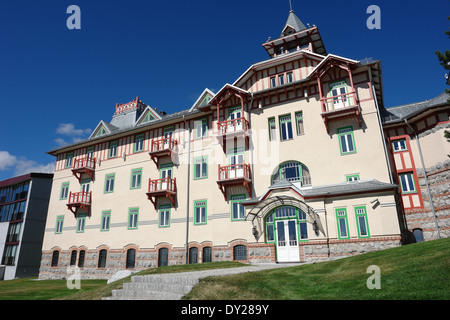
[103,263,302,300]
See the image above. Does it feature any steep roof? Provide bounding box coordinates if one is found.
[281,10,307,36]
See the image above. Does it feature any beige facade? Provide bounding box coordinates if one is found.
[39,10,410,279]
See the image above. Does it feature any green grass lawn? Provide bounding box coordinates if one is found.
[184,238,450,300]
[0,239,448,300]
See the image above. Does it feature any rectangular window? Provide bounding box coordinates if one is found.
[194,156,208,180]
[278,74,285,85]
[286,72,293,83]
[128,208,139,229]
[159,205,170,228]
[108,141,118,158]
[270,77,276,88]
[279,114,293,141]
[295,111,304,135]
[195,118,208,139]
[55,215,64,234]
[86,146,95,159]
[399,172,416,193]
[346,174,360,182]
[130,168,142,189]
[134,134,144,153]
[337,126,356,154]
[266,224,274,242]
[101,210,111,231]
[104,173,115,193]
[231,195,246,221]
[336,208,349,239]
[65,152,74,168]
[392,139,407,152]
[194,200,207,225]
[60,182,70,200]
[76,214,86,233]
[268,118,276,141]
[355,206,370,238]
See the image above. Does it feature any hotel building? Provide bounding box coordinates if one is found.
[38,10,449,279]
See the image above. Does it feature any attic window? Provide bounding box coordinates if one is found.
[94,126,107,138]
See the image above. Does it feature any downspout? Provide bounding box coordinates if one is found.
[403,118,440,240]
[182,115,192,263]
[248,92,255,198]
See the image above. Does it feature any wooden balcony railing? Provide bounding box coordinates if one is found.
[149,137,178,166]
[72,156,96,182]
[217,163,252,200]
[320,92,358,113]
[146,177,177,209]
[217,117,249,135]
[67,191,91,215]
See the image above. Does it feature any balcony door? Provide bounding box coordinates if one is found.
[329,80,348,110]
[228,106,243,131]
[160,165,173,190]
[163,127,173,149]
[228,152,244,179]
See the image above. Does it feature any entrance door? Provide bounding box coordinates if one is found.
[276,220,300,262]
[158,248,168,267]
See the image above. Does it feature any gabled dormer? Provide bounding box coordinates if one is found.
[89,120,116,140]
[189,88,215,112]
[135,105,162,126]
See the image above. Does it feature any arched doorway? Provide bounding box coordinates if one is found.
[158,248,169,267]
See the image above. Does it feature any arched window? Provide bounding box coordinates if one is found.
[189,247,198,264]
[271,161,311,186]
[126,249,136,269]
[51,251,59,267]
[233,245,247,261]
[78,250,85,268]
[98,249,107,268]
[203,246,212,263]
[70,250,77,266]
[413,228,424,243]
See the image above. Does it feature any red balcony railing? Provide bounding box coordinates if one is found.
[73,156,96,170]
[218,163,251,181]
[150,137,177,152]
[147,177,177,193]
[217,117,249,135]
[67,191,91,215]
[320,92,358,113]
[146,177,177,209]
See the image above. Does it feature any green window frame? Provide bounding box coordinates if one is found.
[55,215,64,234]
[194,156,208,180]
[346,174,360,182]
[337,126,356,155]
[399,172,416,194]
[158,205,171,228]
[265,213,275,242]
[104,173,115,194]
[194,200,207,225]
[65,152,74,168]
[86,146,95,158]
[355,206,370,238]
[60,182,70,200]
[195,118,208,139]
[134,134,144,153]
[336,208,350,239]
[76,213,86,233]
[268,117,276,141]
[128,207,139,230]
[230,195,246,221]
[130,168,142,189]
[81,178,91,192]
[101,210,111,231]
[295,111,304,135]
[108,140,118,158]
[279,114,293,141]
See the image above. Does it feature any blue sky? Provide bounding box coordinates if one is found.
[0,0,448,181]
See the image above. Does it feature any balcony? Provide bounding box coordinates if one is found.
[67,191,91,216]
[72,156,96,182]
[216,164,252,200]
[148,137,178,166]
[320,92,361,133]
[216,117,249,151]
[146,177,177,209]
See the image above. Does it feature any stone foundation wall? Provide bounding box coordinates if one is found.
[411,159,450,240]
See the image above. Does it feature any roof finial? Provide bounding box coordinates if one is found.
[289,0,293,12]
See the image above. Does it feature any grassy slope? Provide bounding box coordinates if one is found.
[184,238,450,300]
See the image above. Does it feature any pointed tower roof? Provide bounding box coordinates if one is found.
[281,10,307,36]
